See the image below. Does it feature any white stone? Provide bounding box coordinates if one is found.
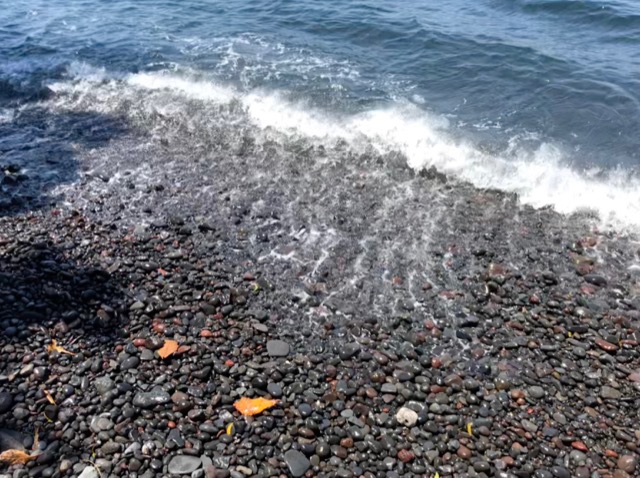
[395,406,418,427]
[78,466,99,478]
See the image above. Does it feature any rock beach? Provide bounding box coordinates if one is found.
[1,145,640,478]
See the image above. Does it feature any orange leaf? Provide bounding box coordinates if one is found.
[46,339,76,356]
[233,397,279,417]
[157,339,179,359]
[0,449,35,465]
[43,389,56,405]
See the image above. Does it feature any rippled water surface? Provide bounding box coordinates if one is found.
[1,0,640,226]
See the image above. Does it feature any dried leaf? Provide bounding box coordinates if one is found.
[466,422,473,436]
[46,339,76,356]
[33,428,39,451]
[234,397,278,417]
[157,339,179,359]
[226,423,234,435]
[43,389,56,405]
[0,449,35,465]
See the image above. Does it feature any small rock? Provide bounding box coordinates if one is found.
[457,445,472,459]
[395,407,418,427]
[120,356,140,370]
[595,337,618,353]
[528,386,545,399]
[618,455,638,473]
[168,455,202,475]
[601,386,622,400]
[90,416,114,433]
[283,449,310,477]
[0,392,13,413]
[94,377,115,396]
[266,340,290,357]
[133,388,171,408]
[78,466,99,478]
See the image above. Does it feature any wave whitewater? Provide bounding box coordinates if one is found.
[48,65,640,231]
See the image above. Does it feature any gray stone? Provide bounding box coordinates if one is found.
[381,384,397,394]
[168,455,202,475]
[550,466,571,478]
[120,356,140,370]
[528,386,545,399]
[283,450,310,477]
[13,408,28,420]
[133,387,171,408]
[0,392,13,413]
[601,386,622,399]
[570,450,587,463]
[267,383,282,398]
[0,428,28,451]
[266,340,290,357]
[101,441,122,455]
[90,416,114,433]
[94,376,115,396]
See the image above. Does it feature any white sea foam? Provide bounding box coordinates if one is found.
[53,66,640,230]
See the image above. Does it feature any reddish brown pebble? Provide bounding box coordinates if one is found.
[200,329,213,337]
[613,471,631,478]
[627,373,640,383]
[501,456,515,467]
[365,388,378,398]
[398,449,414,463]
[133,338,147,347]
[605,450,619,458]
[167,421,176,429]
[340,438,354,448]
[511,389,525,399]
[595,337,619,353]
[572,441,588,452]
[617,455,638,473]
[457,445,472,460]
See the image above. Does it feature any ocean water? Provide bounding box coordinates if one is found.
[1,0,640,227]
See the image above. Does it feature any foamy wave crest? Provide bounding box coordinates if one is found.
[54,67,640,230]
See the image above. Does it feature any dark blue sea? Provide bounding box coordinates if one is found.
[1,0,640,227]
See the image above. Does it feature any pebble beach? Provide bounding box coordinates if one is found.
[1,173,639,478]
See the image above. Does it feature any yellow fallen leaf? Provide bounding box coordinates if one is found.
[47,339,76,356]
[434,473,440,478]
[157,339,179,359]
[233,397,279,416]
[466,422,473,436]
[0,449,35,465]
[226,423,234,435]
[43,389,56,405]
